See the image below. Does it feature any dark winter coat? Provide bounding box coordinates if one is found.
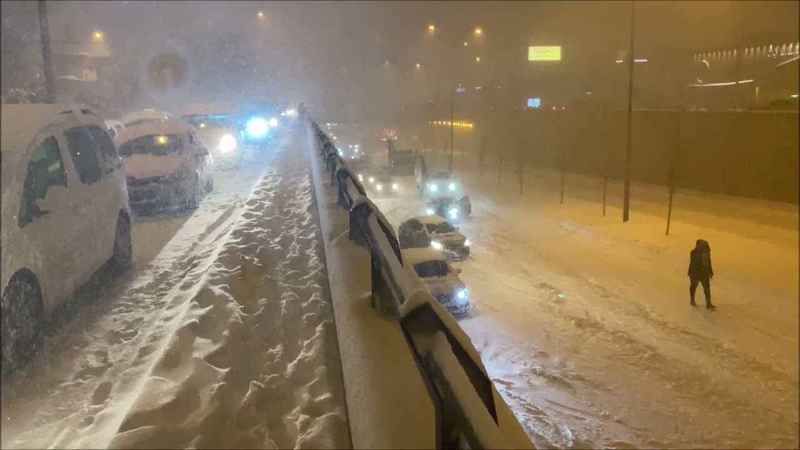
[688,240,713,279]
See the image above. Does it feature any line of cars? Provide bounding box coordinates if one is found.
[1,102,292,372]
[332,131,475,319]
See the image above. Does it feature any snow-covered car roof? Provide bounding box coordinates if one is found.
[120,109,173,127]
[413,214,449,225]
[1,104,99,155]
[402,247,447,266]
[116,117,192,145]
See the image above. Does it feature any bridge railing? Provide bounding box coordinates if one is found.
[310,120,534,450]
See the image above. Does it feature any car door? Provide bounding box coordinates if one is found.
[16,133,83,303]
[62,126,108,277]
[87,125,125,258]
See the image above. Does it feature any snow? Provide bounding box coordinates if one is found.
[311,123,533,449]
[1,125,350,449]
[308,126,438,448]
[401,247,448,266]
[372,155,799,448]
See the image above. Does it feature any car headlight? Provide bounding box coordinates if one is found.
[456,288,469,301]
[376,183,384,191]
[218,134,237,154]
[448,207,459,219]
[428,183,438,192]
[357,173,364,182]
[448,182,457,191]
[425,208,435,215]
[391,183,399,191]
[430,240,443,250]
[464,239,471,247]
[368,176,375,184]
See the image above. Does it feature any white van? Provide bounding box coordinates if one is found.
[1,104,132,371]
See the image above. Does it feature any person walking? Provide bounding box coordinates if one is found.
[688,239,715,309]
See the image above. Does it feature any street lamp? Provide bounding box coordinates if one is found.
[416,62,422,69]
[92,30,104,42]
[475,56,481,63]
[463,41,469,47]
[474,27,483,36]
[257,11,265,19]
[427,24,436,33]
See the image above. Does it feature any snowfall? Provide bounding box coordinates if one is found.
[2,121,798,450]
[372,153,799,449]
[1,124,350,449]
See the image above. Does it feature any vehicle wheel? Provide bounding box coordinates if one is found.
[185,174,201,210]
[1,276,43,374]
[111,214,133,273]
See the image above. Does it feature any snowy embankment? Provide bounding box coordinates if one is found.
[1,127,350,449]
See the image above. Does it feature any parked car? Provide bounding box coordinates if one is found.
[402,248,471,317]
[117,117,213,213]
[120,108,172,128]
[1,104,132,372]
[398,215,471,260]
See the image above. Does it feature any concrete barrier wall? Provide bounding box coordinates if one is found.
[477,110,799,204]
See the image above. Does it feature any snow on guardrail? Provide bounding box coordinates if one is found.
[310,120,534,450]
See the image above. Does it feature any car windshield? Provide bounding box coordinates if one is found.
[119,134,182,156]
[426,222,455,234]
[413,260,449,278]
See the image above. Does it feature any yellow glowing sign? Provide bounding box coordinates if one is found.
[528,46,562,61]
[430,120,474,129]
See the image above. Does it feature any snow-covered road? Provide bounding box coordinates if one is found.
[372,165,798,449]
[1,125,350,449]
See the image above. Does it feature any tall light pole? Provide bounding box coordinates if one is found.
[622,1,636,222]
[38,0,55,103]
[449,87,455,172]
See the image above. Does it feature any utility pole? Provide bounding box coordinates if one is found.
[622,0,636,222]
[449,87,455,173]
[38,0,55,103]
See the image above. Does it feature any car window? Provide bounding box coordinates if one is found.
[414,260,449,278]
[88,126,120,172]
[119,134,182,157]
[426,222,455,234]
[19,136,67,226]
[64,127,102,184]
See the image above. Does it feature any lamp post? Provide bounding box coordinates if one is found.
[622,0,636,223]
[38,0,55,103]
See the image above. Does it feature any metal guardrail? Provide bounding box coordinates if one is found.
[310,121,534,450]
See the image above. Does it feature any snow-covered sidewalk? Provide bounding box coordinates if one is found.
[1,125,350,449]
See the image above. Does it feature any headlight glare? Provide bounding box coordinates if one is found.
[218,134,237,154]
[430,240,443,250]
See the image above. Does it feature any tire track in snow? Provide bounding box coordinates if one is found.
[0,144,280,449]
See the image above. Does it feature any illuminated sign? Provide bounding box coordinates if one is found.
[528,46,562,61]
[527,97,541,109]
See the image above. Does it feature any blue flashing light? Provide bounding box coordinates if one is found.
[246,116,269,139]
